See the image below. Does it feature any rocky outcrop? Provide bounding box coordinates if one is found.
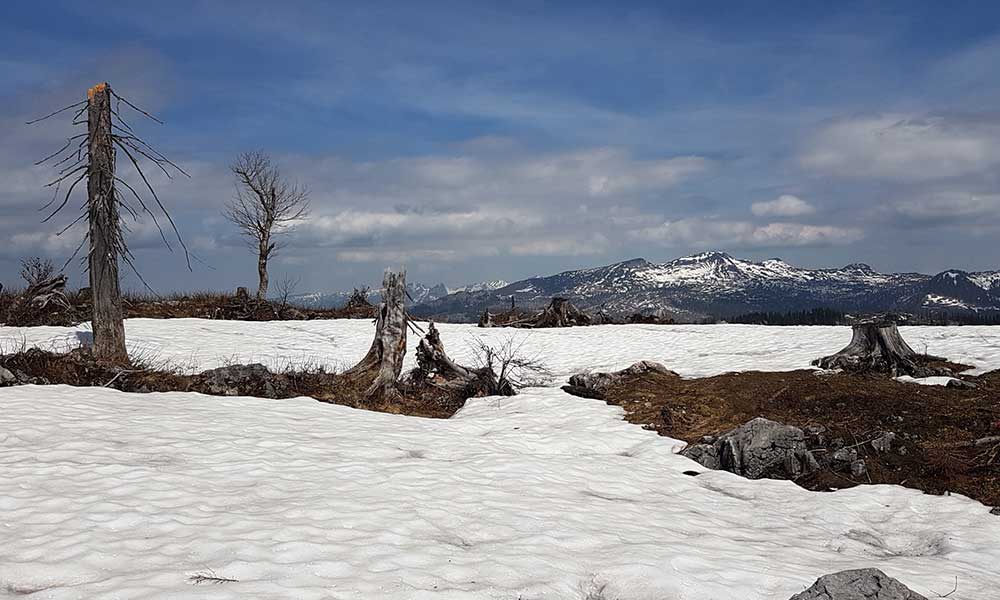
[789,568,927,600]
[193,364,290,398]
[682,417,820,480]
[563,361,677,399]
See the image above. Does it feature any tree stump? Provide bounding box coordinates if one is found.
[344,269,408,399]
[409,322,499,396]
[812,320,951,377]
[5,275,75,326]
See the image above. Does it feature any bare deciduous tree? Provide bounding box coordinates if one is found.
[225,152,310,300]
[19,257,56,286]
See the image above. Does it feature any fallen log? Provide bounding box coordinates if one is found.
[812,319,953,377]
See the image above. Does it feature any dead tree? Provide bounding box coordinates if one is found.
[812,320,952,377]
[344,270,409,399]
[29,82,188,364]
[19,257,56,286]
[225,151,310,300]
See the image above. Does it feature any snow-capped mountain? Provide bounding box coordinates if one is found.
[288,280,508,309]
[411,251,1000,322]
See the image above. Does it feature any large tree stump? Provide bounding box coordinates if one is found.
[344,269,408,399]
[812,320,951,377]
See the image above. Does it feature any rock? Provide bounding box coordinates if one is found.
[682,417,819,480]
[850,459,868,478]
[789,568,927,599]
[990,506,1000,516]
[832,447,858,465]
[0,365,16,385]
[870,432,895,453]
[565,361,677,399]
[946,378,977,389]
[194,364,290,398]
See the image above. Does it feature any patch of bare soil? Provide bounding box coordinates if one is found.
[598,369,1000,506]
[0,348,463,419]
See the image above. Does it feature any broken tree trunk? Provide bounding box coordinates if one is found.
[506,297,591,328]
[344,269,408,399]
[87,83,128,365]
[409,322,501,396]
[812,320,951,377]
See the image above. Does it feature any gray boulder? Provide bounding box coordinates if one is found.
[789,568,927,599]
[564,361,676,399]
[194,363,290,398]
[0,365,16,385]
[682,417,819,480]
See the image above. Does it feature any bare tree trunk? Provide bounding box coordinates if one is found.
[344,269,408,399]
[256,237,270,300]
[87,83,128,365]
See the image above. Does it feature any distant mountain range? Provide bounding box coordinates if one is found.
[289,279,509,309]
[406,252,1000,322]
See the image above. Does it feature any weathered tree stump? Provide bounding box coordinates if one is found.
[344,269,409,399]
[812,320,951,377]
[408,322,501,396]
[5,275,75,326]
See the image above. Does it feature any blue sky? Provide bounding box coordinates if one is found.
[2,1,1000,293]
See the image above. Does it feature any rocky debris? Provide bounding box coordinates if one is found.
[0,366,17,385]
[681,417,820,480]
[563,361,676,399]
[991,507,1000,516]
[789,568,927,600]
[193,364,290,398]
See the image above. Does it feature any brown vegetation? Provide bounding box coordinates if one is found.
[587,368,1000,505]
[0,346,466,419]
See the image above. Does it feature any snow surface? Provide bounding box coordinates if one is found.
[2,320,1000,599]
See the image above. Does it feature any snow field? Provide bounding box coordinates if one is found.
[2,319,1000,599]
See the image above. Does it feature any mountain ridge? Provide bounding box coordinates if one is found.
[409,251,1000,322]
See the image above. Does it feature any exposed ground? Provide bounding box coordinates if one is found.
[596,368,1000,506]
[0,347,464,419]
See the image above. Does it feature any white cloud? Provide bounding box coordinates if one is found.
[632,218,862,248]
[894,192,1000,221]
[510,235,609,256]
[799,114,1000,181]
[751,194,815,217]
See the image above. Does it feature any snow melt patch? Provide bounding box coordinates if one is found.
[2,320,1000,598]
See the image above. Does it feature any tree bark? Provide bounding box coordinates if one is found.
[256,237,271,300]
[87,83,128,365]
[344,269,408,399]
[812,320,950,377]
